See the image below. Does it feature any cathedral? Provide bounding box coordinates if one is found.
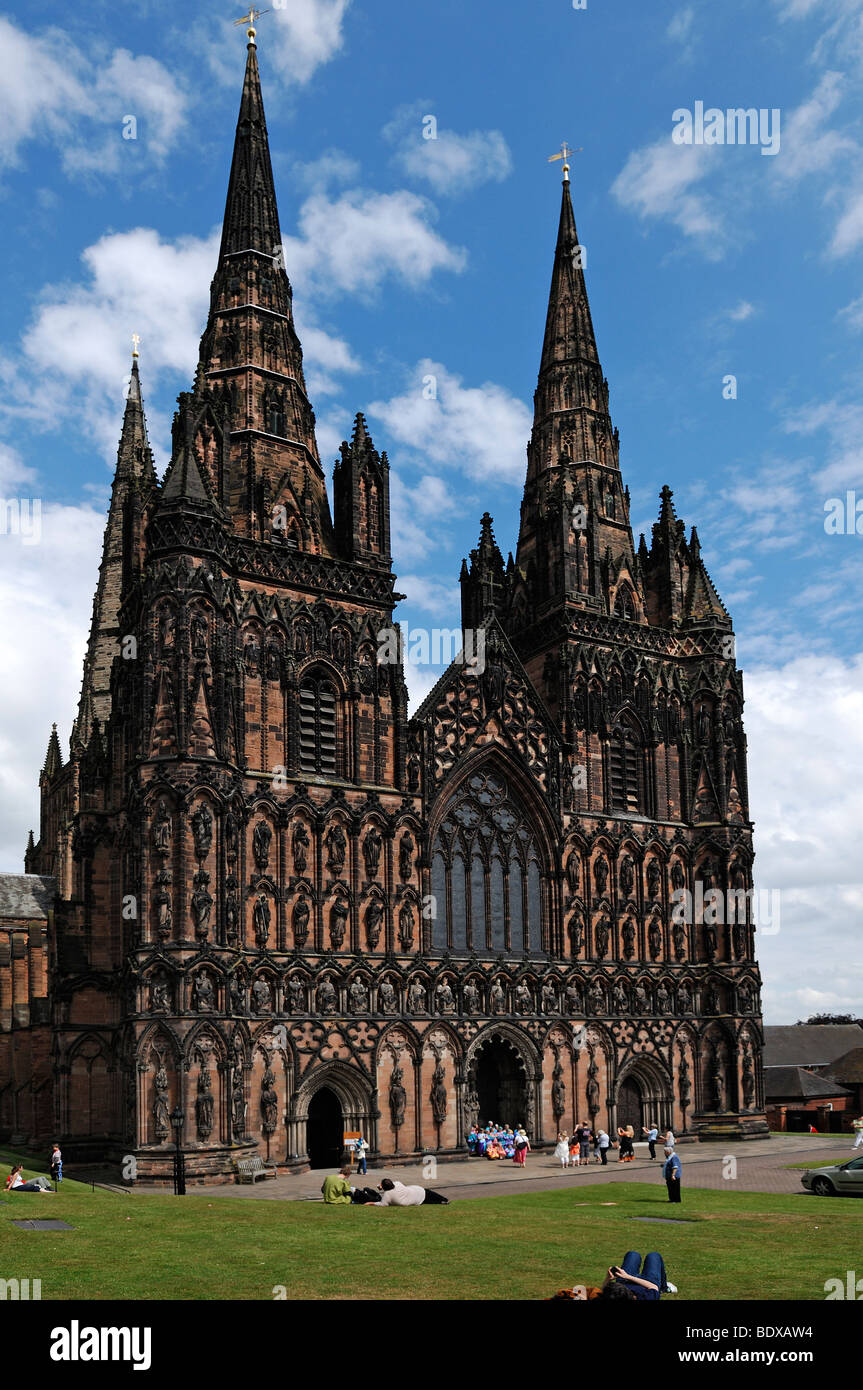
[0,32,767,1180]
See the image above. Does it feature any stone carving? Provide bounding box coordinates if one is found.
[738,980,754,1013]
[286,976,305,1013]
[191,871,213,942]
[229,975,246,1014]
[192,972,215,1012]
[586,1053,600,1117]
[196,1063,214,1141]
[363,827,382,878]
[292,898,310,948]
[742,1049,755,1109]
[564,979,583,1014]
[541,979,558,1014]
[710,1060,724,1111]
[634,981,649,1014]
[407,977,427,1012]
[551,1057,566,1119]
[612,979,628,1014]
[191,613,208,657]
[153,1060,170,1142]
[705,984,720,1015]
[152,801,172,855]
[678,1051,691,1109]
[398,832,415,883]
[733,922,747,960]
[231,1065,246,1137]
[260,1063,279,1136]
[670,860,686,893]
[253,820,272,871]
[594,916,610,960]
[365,900,383,950]
[379,979,396,1014]
[677,980,692,1014]
[225,810,239,860]
[622,917,636,960]
[389,1064,406,1128]
[619,854,635,898]
[672,921,687,961]
[514,981,531,1014]
[704,922,718,962]
[435,978,455,1014]
[192,804,213,859]
[647,858,661,900]
[225,889,239,944]
[565,853,580,895]
[464,1085,480,1132]
[150,978,170,1013]
[430,1058,447,1125]
[330,897,349,950]
[593,855,608,898]
[348,977,368,1013]
[324,823,347,874]
[252,978,273,1014]
[656,980,671,1014]
[398,902,414,951]
[588,978,604,1013]
[253,893,271,949]
[489,980,506,1015]
[317,977,337,1014]
[568,912,584,956]
[648,916,662,961]
[291,821,309,876]
[155,890,172,942]
[463,979,480,1014]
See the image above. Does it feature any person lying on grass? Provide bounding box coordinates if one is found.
[5,1163,54,1193]
[549,1250,678,1301]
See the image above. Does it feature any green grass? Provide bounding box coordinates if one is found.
[1,1147,860,1301]
[784,1155,856,1170]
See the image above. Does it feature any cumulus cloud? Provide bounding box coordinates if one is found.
[772,71,856,185]
[383,102,513,197]
[204,0,351,88]
[389,472,461,562]
[0,17,188,178]
[368,359,531,484]
[282,189,467,299]
[611,136,725,253]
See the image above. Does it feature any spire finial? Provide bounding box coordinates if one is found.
[131,332,140,360]
[547,141,582,184]
[234,6,270,44]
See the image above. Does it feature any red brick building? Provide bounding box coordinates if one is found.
[7,37,767,1179]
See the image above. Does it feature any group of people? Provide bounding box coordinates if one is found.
[321,1168,450,1206]
[466,1124,532,1165]
[553,1123,674,1169]
[4,1145,62,1194]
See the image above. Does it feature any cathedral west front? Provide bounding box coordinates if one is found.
[0,33,768,1181]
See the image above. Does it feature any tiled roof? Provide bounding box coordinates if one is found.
[763,1024,863,1068]
[0,873,56,920]
[764,1065,851,1101]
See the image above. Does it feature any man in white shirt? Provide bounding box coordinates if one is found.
[376,1179,449,1206]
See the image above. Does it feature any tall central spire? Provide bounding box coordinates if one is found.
[219,39,282,261]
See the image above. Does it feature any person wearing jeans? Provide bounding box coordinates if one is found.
[611,1250,676,1300]
[643,1124,658,1160]
[597,1129,610,1165]
[662,1147,682,1202]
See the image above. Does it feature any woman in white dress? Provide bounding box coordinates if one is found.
[554,1132,570,1168]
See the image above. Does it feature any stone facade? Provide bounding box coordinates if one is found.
[8,41,767,1179]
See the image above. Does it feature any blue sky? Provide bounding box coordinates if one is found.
[0,0,861,1023]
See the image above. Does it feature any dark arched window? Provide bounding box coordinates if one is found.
[614,585,636,620]
[430,767,545,956]
[298,676,338,775]
[609,722,644,813]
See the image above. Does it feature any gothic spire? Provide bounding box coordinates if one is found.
[219,39,282,261]
[539,176,601,379]
[41,724,63,780]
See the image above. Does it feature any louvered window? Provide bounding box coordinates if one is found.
[609,727,642,813]
[299,679,337,775]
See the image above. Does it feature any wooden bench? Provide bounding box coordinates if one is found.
[235,1155,279,1184]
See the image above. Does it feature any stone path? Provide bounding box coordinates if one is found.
[127,1133,856,1203]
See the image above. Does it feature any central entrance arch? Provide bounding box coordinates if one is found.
[473,1036,527,1129]
[306,1086,344,1169]
[617,1076,643,1135]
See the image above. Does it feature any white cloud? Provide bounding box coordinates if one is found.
[746,651,863,1022]
[667,6,695,42]
[837,291,863,329]
[829,185,863,256]
[397,573,461,618]
[204,1,350,88]
[772,71,856,185]
[383,103,513,196]
[368,359,531,484]
[389,472,460,562]
[0,18,188,178]
[611,136,725,253]
[282,189,467,299]
[725,300,756,323]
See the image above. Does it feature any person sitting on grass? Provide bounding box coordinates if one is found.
[374,1178,449,1206]
[548,1251,678,1301]
[6,1164,53,1193]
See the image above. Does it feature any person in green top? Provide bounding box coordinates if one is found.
[321,1166,353,1204]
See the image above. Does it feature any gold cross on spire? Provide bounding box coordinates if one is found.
[547,141,582,183]
[131,333,141,359]
[234,7,270,42]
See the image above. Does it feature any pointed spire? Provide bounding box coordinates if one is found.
[117,356,157,488]
[219,39,282,261]
[539,177,601,378]
[42,724,63,780]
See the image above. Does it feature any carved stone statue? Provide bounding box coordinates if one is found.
[291,821,309,877]
[672,921,687,961]
[379,979,396,1014]
[677,980,692,1014]
[612,980,628,1014]
[225,810,239,860]
[704,923,718,961]
[514,981,532,1014]
[407,978,427,1012]
[225,891,239,943]
[317,977,337,1014]
[738,980,753,1013]
[619,854,635,898]
[389,1065,406,1128]
[678,1051,691,1109]
[398,833,415,883]
[363,827,382,878]
[463,979,480,1014]
[564,979,582,1014]
[153,1063,170,1142]
[398,902,414,950]
[710,1062,724,1111]
[253,820,272,871]
[430,1059,447,1125]
[330,898,349,950]
[489,980,506,1015]
[648,916,662,961]
[349,978,368,1013]
[551,1060,566,1119]
[733,922,747,960]
[541,979,558,1014]
[192,972,215,1013]
[195,1064,214,1141]
[150,978,170,1013]
[365,900,383,950]
[261,1064,279,1136]
[229,975,246,1014]
[742,1050,755,1109]
[191,613,208,657]
[565,853,580,895]
[705,984,720,1015]
[191,874,213,942]
[647,858,661,900]
[155,891,172,941]
[670,860,686,893]
[253,894,271,949]
[617,917,633,960]
[435,979,455,1014]
[152,801,171,855]
[191,803,213,859]
[594,916,610,959]
[593,855,608,898]
[586,1055,600,1117]
[232,1067,246,1137]
[568,912,584,956]
[588,978,605,1013]
[463,1085,480,1132]
[252,978,272,1014]
[324,824,347,874]
[656,980,671,1014]
[286,976,305,1013]
[292,898,310,948]
[634,981,649,1014]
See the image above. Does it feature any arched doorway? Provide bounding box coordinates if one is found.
[307,1087,344,1169]
[617,1076,643,1135]
[473,1036,527,1129]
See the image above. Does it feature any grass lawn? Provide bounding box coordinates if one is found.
[784,1156,857,1169]
[2,1147,860,1301]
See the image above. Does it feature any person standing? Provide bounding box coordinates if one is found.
[50,1144,63,1185]
[578,1122,591,1167]
[852,1117,863,1150]
[597,1128,611,1166]
[514,1127,531,1166]
[642,1124,658,1160]
[664,1128,676,1151]
[354,1135,368,1176]
[554,1132,570,1169]
[662,1146,682,1203]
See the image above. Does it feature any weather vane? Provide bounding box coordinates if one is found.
[547,141,582,183]
[131,333,141,359]
[234,7,271,43]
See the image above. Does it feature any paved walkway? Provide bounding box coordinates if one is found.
[125,1133,854,1202]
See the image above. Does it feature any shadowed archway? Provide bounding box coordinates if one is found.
[306,1086,344,1169]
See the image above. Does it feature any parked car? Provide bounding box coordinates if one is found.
[801,1155,863,1197]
